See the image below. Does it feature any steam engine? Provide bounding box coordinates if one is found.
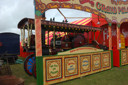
[23,33,87,55]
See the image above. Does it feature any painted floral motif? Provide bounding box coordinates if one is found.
[79,0,94,7]
[35,0,46,14]
[52,0,71,2]
[111,0,128,5]
[80,55,91,73]
[102,53,110,68]
[65,57,78,77]
[121,50,127,65]
[46,59,62,81]
[92,54,101,71]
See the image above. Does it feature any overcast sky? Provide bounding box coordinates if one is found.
[0,0,91,35]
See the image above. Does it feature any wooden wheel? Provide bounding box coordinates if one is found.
[24,54,36,76]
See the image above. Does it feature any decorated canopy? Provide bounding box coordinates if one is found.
[35,0,128,24]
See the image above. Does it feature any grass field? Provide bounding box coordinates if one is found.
[10,63,128,85]
[11,64,36,85]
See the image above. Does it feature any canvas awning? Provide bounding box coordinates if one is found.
[70,15,108,28]
[70,18,92,26]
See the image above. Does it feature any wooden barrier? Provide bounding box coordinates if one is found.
[38,51,112,85]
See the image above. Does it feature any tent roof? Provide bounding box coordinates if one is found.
[70,18,92,26]
[18,18,101,31]
[70,16,108,28]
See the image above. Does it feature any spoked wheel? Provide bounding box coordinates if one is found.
[32,62,36,78]
[24,54,36,76]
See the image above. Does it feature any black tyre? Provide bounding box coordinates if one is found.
[32,62,36,78]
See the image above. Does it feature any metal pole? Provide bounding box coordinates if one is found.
[29,24,33,47]
[117,24,120,49]
[97,31,102,41]
[48,31,49,46]
[94,31,95,41]
[87,32,89,43]
[53,29,56,49]
[27,24,30,48]
[30,24,33,35]
[20,29,23,46]
[23,26,25,46]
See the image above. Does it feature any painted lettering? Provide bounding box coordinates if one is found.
[118,7,128,14]
[50,71,58,74]
[96,2,117,14]
[68,62,75,65]
[68,68,75,71]
[83,60,88,63]
[82,64,88,66]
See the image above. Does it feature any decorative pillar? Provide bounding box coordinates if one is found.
[35,11,45,85]
[23,27,25,46]
[35,11,45,57]
[20,29,23,46]
[35,18,42,56]
[108,23,112,50]
[117,24,120,49]
[35,11,46,56]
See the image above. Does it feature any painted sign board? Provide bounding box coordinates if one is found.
[35,0,128,24]
[43,51,111,85]
[80,55,91,73]
[46,58,62,81]
[65,57,78,77]
[102,52,110,68]
[92,54,101,71]
[121,49,128,65]
[58,47,103,55]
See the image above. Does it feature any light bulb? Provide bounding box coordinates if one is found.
[97,21,100,25]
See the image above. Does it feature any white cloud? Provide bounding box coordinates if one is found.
[0,0,91,35]
[0,0,34,34]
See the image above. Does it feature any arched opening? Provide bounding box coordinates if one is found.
[44,9,109,50]
[120,22,128,48]
[45,8,91,22]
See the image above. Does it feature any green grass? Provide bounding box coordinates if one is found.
[10,62,128,85]
[11,64,36,85]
